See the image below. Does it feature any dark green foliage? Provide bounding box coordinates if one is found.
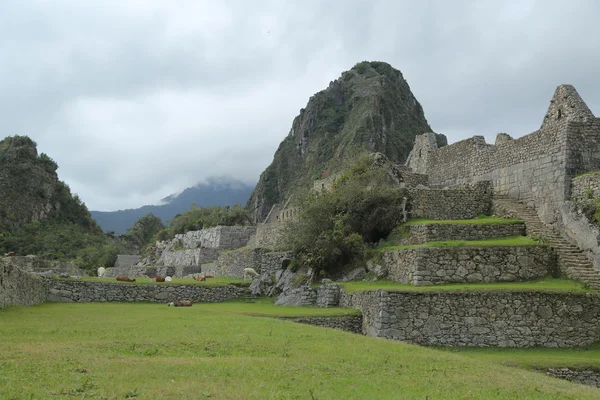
[247,61,446,222]
[284,151,408,278]
[121,213,165,250]
[0,135,120,273]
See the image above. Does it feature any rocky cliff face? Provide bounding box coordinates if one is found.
[247,61,446,222]
[0,136,95,231]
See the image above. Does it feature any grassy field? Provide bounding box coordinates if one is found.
[65,276,249,287]
[378,235,540,251]
[2,302,599,399]
[337,276,596,294]
[441,344,600,371]
[405,217,524,225]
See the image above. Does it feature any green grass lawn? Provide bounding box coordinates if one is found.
[441,343,600,371]
[338,276,597,294]
[405,217,525,225]
[65,276,249,287]
[1,302,599,399]
[378,235,540,251]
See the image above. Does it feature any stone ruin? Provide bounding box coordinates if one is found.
[5,84,600,354]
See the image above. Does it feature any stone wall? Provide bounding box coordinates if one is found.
[279,315,362,334]
[408,181,493,220]
[158,248,221,268]
[206,248,292,279]
[155,226,257,253]
[317,284,341,307]
[45,279,249,303]
[401,222,525,245]
[2,256,86,276]
[0,260,47,307]
[114,255,141,269]
[340,290,600,347]
[380,246,555,286]
[546,368,600,388]
[407,86,600,226]
[246,222,287,249]
[571,172,600,203]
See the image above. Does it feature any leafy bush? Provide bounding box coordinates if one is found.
[284,151,407,278]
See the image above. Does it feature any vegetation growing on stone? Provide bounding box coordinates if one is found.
[0,135,122,273]
[119,213,165,250]
[151,204,252,244]
[247,61,447,222]
[284,150,408,278]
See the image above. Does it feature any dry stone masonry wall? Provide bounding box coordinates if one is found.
[407,86,600,225]
[205,248,292,279]
[45,279,249,303]
[380,246,555,286]
[246,222,286,249]
[340,290,600,347]
[401,222,525,245]
[571,172,600,203]
[408,181,493,220]
[155,226,257,253]
[279,315,362,334]
[0,260,47,307]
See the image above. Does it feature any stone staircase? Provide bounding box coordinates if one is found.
[493,196,600,290]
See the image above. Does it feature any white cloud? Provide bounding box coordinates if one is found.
[0,0,598,210]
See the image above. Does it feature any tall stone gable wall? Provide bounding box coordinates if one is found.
[408,85,600,225]
[0,260,47,308]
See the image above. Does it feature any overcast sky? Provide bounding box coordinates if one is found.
[1,0,599,211]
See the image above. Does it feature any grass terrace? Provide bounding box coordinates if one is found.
[337,276,597,294]
[1,302,599,399]
[405,216,524,225]
[60,276,249,287]
[377,235,539,251]
[442,343,600,371]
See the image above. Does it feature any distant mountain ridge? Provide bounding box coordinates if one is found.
[91,178,254,234]
[246,61,447,222]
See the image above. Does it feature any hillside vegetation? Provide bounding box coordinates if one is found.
[91,178,254,234]
[284,150,408,278]
[247,61,447,222]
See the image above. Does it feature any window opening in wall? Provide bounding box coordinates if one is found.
[557,109,562,120]
[419,149,422,158]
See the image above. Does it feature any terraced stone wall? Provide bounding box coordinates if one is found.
[45,279,248,303]
[204,248,292,278]
[401,222,525,245]
[0,260,47,307]
[408,181,493,220]
[340,290,600,347]
[379,246,555,286]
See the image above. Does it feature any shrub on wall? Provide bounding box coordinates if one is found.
[284,151,408,278]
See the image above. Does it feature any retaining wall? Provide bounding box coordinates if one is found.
[380,246,555,286]
[278,315,362,334]
[45,280,249,303]
[408,181,493,220]
[401,222,525,245]
[571,172,600,203]
[340,290,600,347]
[206,248,292,279]
[0,260,47,307]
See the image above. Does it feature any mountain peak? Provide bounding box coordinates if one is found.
[247,61,446,222]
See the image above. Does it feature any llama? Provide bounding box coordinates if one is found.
[116,276,135,282]
[148,275,165,282]
[243,268,259,280]
[97,267,106,278]
[194,275,206,281]
[165,276,173,282]
[168,300,193,307]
